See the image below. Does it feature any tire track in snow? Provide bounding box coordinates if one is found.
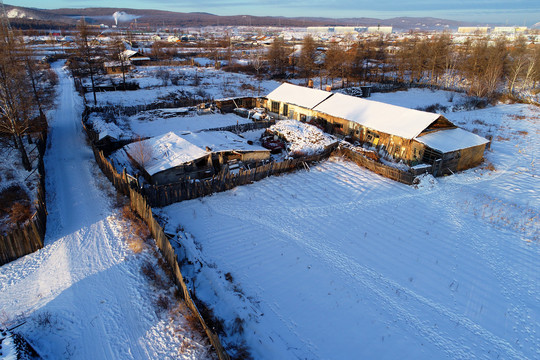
[193,159,529,359]
[240,201,525,359]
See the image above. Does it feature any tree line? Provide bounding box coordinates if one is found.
[266,33,540,100]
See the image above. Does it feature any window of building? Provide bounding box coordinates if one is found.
[271,101,280,113]
[366,130,380,145]
[282,104,289,116]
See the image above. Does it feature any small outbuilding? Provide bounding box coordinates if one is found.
[414,128,489,175]
[124,131,270,185]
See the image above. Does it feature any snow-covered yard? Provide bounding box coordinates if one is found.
[158,97,539,359]
[85,65,280,106]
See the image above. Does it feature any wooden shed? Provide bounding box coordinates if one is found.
[124,131,270,185]
[414,128,490,175]
[215,97,257,113]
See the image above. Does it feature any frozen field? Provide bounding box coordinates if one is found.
[159,102,539,359]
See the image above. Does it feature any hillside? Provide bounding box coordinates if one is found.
[4,4,481,30]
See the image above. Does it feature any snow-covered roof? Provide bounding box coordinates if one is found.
[125,131,269,176]
[414,128,489,153]
[120,50,149,61]
[180,131,269,153]
[121,49,138,58]
[313,93,443,139]
[125,132,209,176]
[266,83,333,110]
[87,114,124,141]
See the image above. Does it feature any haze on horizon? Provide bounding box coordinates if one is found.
[7,0,540,25]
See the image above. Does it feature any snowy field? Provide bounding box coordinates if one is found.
[158,96,539,359]
[86,65,280,106]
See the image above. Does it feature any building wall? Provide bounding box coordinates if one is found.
[263,100,317,121]
[151,155,213,185]
[311,111,420,163]
[457,144,487,171]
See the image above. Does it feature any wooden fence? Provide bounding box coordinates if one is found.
[205,119,275,134]
[86,97,213,118]
[143,149,334,207]
[0,133,48,266]
[85,123,230,360]
[337,147,416,185]
[129,188,230,360]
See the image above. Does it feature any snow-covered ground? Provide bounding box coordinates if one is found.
[158,95,539,359]
[88,110,253,141]
[0,63,215,359]
[0,138,41,234]
[128,111,252,138]
[86,65,280,106]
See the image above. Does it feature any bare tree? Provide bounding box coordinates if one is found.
[108,32,129,90]
[325,41,344,87]
[129,137,153,168]
[250,49,264,95]
[0,24,34,170]
[72,18,104,105]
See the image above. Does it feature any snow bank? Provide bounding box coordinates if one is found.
[269,120,337,156]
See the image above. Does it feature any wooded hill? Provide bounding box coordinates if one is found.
[4,4,479,30]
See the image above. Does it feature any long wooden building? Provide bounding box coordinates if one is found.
[262,83,489,175]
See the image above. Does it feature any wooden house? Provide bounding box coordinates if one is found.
[124,131,270,185]
[120,50,150,65]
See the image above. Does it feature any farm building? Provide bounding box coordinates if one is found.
[262,83,489,174]
[261,82,333,122]
[124,131,270,185]
[120,49,150,65]
[311,92,489,173]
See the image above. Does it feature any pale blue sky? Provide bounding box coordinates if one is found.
[8,0,540,25]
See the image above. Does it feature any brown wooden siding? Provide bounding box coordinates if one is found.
[457,144,486,171]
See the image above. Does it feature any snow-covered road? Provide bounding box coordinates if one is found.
[0,63,211,359]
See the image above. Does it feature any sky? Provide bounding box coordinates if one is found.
[7,0,540,25]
